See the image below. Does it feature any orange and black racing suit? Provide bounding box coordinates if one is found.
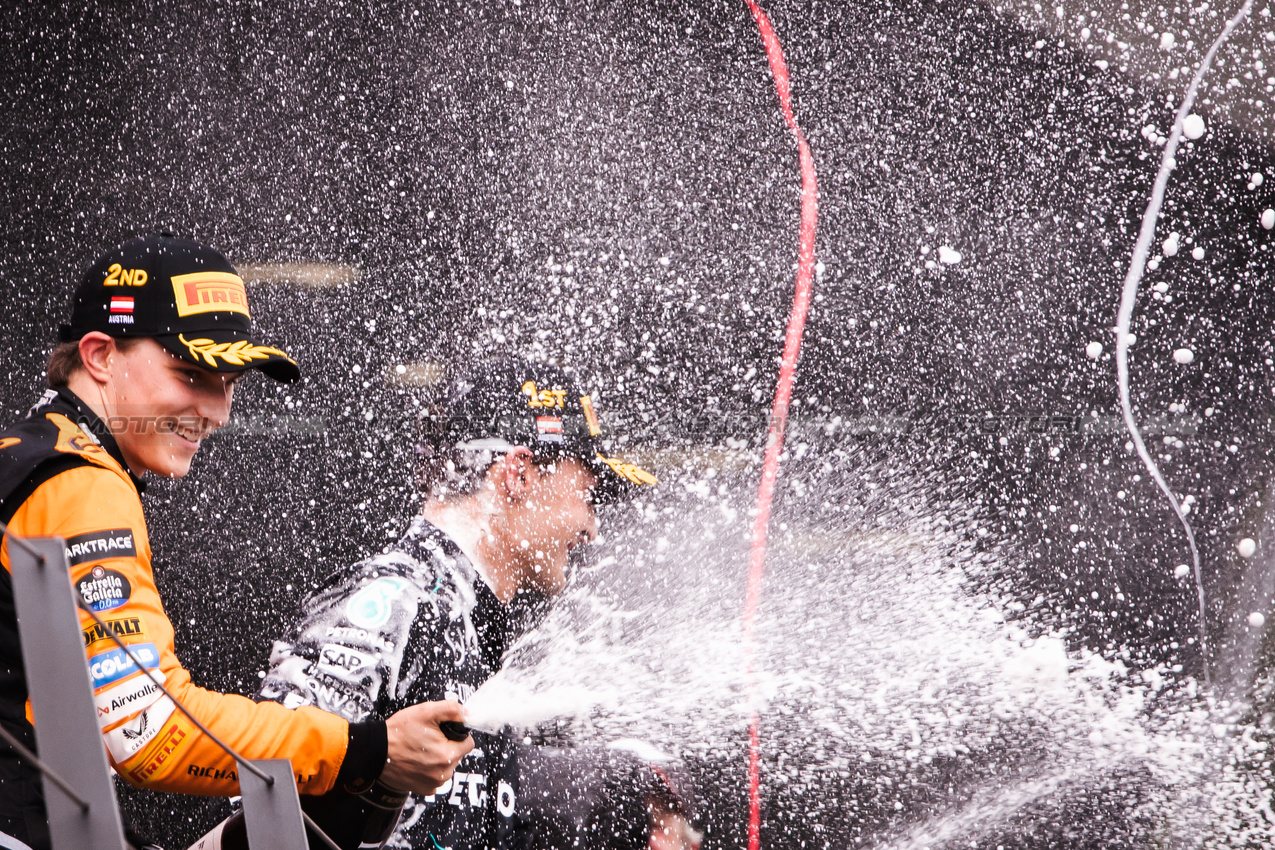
[0,387,386,849]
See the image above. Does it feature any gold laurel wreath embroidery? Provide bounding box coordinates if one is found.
[178,334,295,368]
[597,454,658,486]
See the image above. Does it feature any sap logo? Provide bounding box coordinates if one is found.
[188,764,238,782]
[319,644,373,673]
[521,381,568,409]
[103,263,149,287]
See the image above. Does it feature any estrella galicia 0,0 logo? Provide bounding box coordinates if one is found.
[76,566,132,612]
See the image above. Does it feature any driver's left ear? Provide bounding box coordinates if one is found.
[500,446,536,500]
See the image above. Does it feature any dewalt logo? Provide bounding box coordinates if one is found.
[83,617,143,648]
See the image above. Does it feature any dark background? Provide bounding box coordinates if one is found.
[3,0,1275,846]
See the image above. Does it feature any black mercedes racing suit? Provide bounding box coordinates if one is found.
[258,518,533,850]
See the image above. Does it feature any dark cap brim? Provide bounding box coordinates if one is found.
[154,330,300,383]
[588,453,657,504]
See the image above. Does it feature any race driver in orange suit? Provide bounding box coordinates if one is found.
[0,235,472,850]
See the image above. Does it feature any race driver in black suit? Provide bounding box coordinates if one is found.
[250,359,696,850]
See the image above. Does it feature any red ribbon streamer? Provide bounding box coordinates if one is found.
[739,2,819,849]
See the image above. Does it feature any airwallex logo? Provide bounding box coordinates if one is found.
[95,671,166,729]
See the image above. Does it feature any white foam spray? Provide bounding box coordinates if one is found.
[442,461,1260,843]
[463,676,606,735]
[1114,0,1254,688]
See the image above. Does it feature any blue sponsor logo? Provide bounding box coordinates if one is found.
[89,643,160,689]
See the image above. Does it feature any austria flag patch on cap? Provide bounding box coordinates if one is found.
[108,296,135,325]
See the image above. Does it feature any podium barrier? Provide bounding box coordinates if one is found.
[8,536,128,850]
[1,526,344,850]
[240,759,309,850]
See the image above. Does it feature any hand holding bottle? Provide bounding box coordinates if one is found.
[380,700,473,795]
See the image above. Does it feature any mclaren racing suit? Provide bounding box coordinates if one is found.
[0,388,385,848]
[259,518,532,850]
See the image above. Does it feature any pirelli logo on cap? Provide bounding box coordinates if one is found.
[580,395,602,437]
[597,453,658,486]
[171,271,250,319]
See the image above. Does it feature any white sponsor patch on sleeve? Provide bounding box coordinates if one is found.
[104,695,175,762]
[316,642,375,679]
[96,671,167,730]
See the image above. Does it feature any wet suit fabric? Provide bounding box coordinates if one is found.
[0,388,382,848]
[259,517,528,850]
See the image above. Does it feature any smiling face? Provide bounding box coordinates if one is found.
[503,455,599,597]
[87,337,242,478]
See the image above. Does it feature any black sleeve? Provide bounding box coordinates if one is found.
[334,719,388,793]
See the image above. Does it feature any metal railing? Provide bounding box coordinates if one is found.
[0,521,345,850]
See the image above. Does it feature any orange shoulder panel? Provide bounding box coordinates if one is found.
[47,412,121,469]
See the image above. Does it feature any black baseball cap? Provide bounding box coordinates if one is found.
[441,358,657,503]
[59,234,300,383]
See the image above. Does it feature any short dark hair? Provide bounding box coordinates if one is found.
[414,411,567,501]
[416,444,501,501]
[46,337,143,388]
